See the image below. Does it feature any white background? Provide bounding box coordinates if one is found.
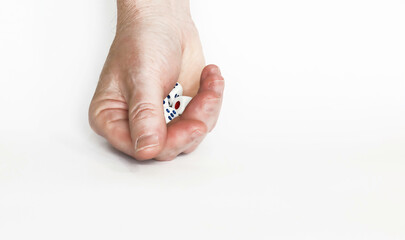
[1,0,405,239]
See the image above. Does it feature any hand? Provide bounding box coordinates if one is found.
[88,0,225,161]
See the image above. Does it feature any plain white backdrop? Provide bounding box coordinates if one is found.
[1,0,404,239]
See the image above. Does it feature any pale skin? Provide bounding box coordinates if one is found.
[88,0,225,161]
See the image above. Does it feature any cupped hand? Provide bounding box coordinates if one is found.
[88,4,224,160]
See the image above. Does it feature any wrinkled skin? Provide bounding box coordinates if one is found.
[88,1,225,160]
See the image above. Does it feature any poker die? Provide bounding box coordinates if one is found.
[166,82,183,106]
[172,96,192,115]
[163,82,192,123]
[164,107,179,123]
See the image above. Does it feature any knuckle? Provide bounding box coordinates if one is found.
[208,78,224,88]
[203,97,221,113]
[183,145,198,154]
[157,154,177,161]
[205,91,222,101]
[88,116,103,136]
[167,151,178,160]
[208,81,224,97]
[88,103,100,133]
[190,129,204,141]
[129,102,158,123]
[88,103,106,130]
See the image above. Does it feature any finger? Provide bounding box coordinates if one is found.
[124,78,167,161]
[153,65,224,160]
[154,119,207,161]
[89,98,135,157]
[181,64,225,132]
[181,65,224,154]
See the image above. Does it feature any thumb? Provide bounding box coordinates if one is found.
[124,78,167,160]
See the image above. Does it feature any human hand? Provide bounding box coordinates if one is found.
[88,0,225,160]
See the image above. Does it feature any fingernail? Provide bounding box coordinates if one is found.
[209,66,221,76]
[135,134,159,152]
